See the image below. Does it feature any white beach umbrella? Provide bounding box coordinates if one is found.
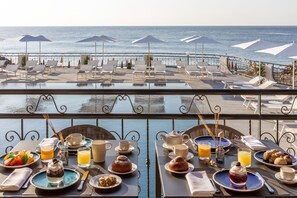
[19,35,36,54]
[132,35,164,54]
[77,35,116,60]
[232,39,277,79]
[257,42,297,88]
[181,35,219,63]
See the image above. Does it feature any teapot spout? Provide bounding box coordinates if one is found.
[160,134,166,141]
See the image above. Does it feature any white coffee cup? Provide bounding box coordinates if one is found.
[280,166,296,181]
[66,133,85,146]
[91,140,112,163]
[119,140,130,151]
[173,144,188,159]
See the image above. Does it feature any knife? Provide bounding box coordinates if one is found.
[255,172,274,194]
[77,170,89,191]
[210,178,220,194]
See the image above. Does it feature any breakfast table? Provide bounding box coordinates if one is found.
[0,140,139,197]
[155,139,297,198]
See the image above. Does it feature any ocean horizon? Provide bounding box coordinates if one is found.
[0,26,296,64]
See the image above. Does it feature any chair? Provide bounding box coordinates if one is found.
[88,60,100,70]
[151,60,162,69]
[45,60,58,73]
[135,60,146,66]
[183,124,244,140]
[25,60,38,71]
[53,125,116,140]
[27,65,46,80]
[229,80,276,90]
[185,66,202,78]
[241,94,290,109]
[250,97,297,114]
[222,76,264,89]
[77,65,93,80]
[133,64,147,80]
[101,65,114,80]
[206,66,223,80]
[176,60,187,71]
[0,60,6,70]
[153,64,166,80]
[0,64,19,80]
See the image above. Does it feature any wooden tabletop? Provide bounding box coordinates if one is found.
[0,140,139,197]
[155,140,297,198]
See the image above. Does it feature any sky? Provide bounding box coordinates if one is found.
[0,0,296,26]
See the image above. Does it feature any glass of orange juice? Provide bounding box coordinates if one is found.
[198,141,211,160]
[40,144,54,163]
[238,148,251,167]
[77,147,91,168]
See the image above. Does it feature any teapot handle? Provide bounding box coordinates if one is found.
[182,134,190,144]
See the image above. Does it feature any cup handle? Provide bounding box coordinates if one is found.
[65,135,71,142]
[182,134,190,144]
[106,142,112,150]
[82,136,86,142]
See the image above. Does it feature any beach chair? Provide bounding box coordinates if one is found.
[185,66,201,78]
[88,60,100,69]
[133,65,147,80]
[77,65,93,80]
[222,76,263,89]
[45,60,58,73]
[25,60,38,71]
[176,60,187,71]
[0,64,19,80]
[0,60,6,70]
[151,60,162,69]
[250,98,297,114]
[153,64,166,81]
[101,65,114,80]
[242,94,290,109]
[135,60,146,66]
[206,66,223,80]
[27,65,46,81]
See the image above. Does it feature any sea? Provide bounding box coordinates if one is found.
[0,26,296,197]
[0,26,297,64]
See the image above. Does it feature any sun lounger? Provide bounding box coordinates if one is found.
[77,65,93,80]
[176,60,187,71]
[250,96,297,114]
[133,64,146,80]
[229,80,276,90]
[45,60,58,73]
[0,60,6,70]
[153,64,166,80]
[0,64,19,80]
[27,65,46,81]
[151,60,162,69]
[101,65,114,80]
[222,76,264,89]
[185,65,202,78]
[242,94,290,109]
[135,60,146,66]
[206,66,223,80]
[25,60,38,71]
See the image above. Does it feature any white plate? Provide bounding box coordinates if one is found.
[168,152,194,161]
[275,172,297,184]
[164,162,194,174]
[162,143,173,151]
[0,152,40,169]
[115,145,135,154]
[89,174,122,189]
[108,163,137,175]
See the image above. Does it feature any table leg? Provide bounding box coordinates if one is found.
[155,150,161,198]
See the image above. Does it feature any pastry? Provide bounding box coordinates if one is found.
[274,157,287,165]
[168,156,188,172]
[263,149,293,165]
[112,155,132,173]
[98,175,117,187]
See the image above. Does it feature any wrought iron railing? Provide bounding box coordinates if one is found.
[0,88,297,197]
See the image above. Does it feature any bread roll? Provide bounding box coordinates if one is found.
[274,157,287,165]
[112,155,132,173]
[168,156,188,172]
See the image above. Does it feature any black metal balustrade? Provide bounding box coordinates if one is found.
[0,88,297,198]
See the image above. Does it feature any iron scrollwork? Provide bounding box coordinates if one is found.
[26,94,67,114]
[102,94,144,114]
[281,96,297,115]
[155,130,167,140]
[5,130,40,153]
[179,94,221,114]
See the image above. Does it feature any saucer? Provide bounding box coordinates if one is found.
[275,172,297,184]
[164,162,194,174]
[115,145,135,154]
[66,140,87,149]
[168,152,194,161]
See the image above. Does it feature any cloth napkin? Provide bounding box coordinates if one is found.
[0,167,32,191]
[186,171,215,197]
[36,137,59,152]
[241,135,267,151]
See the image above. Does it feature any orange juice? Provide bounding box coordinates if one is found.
[198,142,211,159]
[238,149,251,167]
[41,144,54,161]
[77,148,91,167]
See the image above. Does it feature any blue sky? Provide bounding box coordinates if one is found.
[1,0,296,26]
